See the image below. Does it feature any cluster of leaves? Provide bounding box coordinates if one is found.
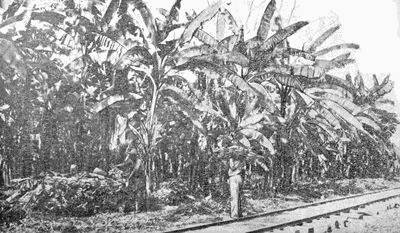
[153,179,191,205]
[13,173,135,217]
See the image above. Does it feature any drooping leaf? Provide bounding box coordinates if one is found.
[240,128,275,154]
[315,74,355,96]
[132,0,157,44]
[255,159,270,172]
[314,58,355,72]
[357,116,380,131]
[174,45,214,65]
[306,25,340,52]
[239,113,264,128]
[257,0,276,41]
[115,46,153,69]
[194,29,218,46]
[225,73,256,94]
[331,52,351,62]
[261,21,308,51]
[92,95,125,113]
[295,90,314,106]
[308,119,338,141]
[314,43,359,57]
[319,108,341,130]
[239,136,251,147]
[311,92,362,115]
[220,9,239,33]
[0,38,27,77]
[249,82,277,112]
[321,100,368,134]
[180,0,225,45]
[31,11,66,25]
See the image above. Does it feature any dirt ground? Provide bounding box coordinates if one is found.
[3,177,400,233]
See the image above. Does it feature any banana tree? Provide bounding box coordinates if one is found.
[79,0,238,197]
[338,73,399,177]
[0,1,69,178]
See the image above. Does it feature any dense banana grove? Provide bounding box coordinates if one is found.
[0,0,398,199]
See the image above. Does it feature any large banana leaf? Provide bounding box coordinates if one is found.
[310,92,362,115]
[331,52,351,62]
[91,95,125,113]
[219,9,238,33]
[174,45,214,65]
[31,11,66,25]
[357,116,380,131]
[292,65,324,79]
[192,51,249,66]
[132,0,157,44]
[115,46,153,69]
[0,38,27,78]
[239,113,265,128]
[249,82,277,112]
[307,119,338,141]
[284,48,315,61]
[306,25,340,52]
[240,128,275,154]
[319,108,342,130]
[0,9,25,28]
[314,58,355,71]
[314,43,359,56]
[256,0,276,41]
[315,75,355,96]
[180,0,225,44]
[194,29,218,46]
[175,44,214,58]
[321,99,368,135]
[261,21,308,51]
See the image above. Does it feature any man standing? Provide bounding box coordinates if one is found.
[228,147,245,219]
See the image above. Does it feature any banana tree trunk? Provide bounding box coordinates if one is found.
[291,160,299,184]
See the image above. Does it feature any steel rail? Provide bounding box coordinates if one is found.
[247,190,400,232]
[164,186,400,233]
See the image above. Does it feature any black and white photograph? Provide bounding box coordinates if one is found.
[1,0,400,232]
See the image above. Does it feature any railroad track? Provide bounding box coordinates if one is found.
[164,187,400,233]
